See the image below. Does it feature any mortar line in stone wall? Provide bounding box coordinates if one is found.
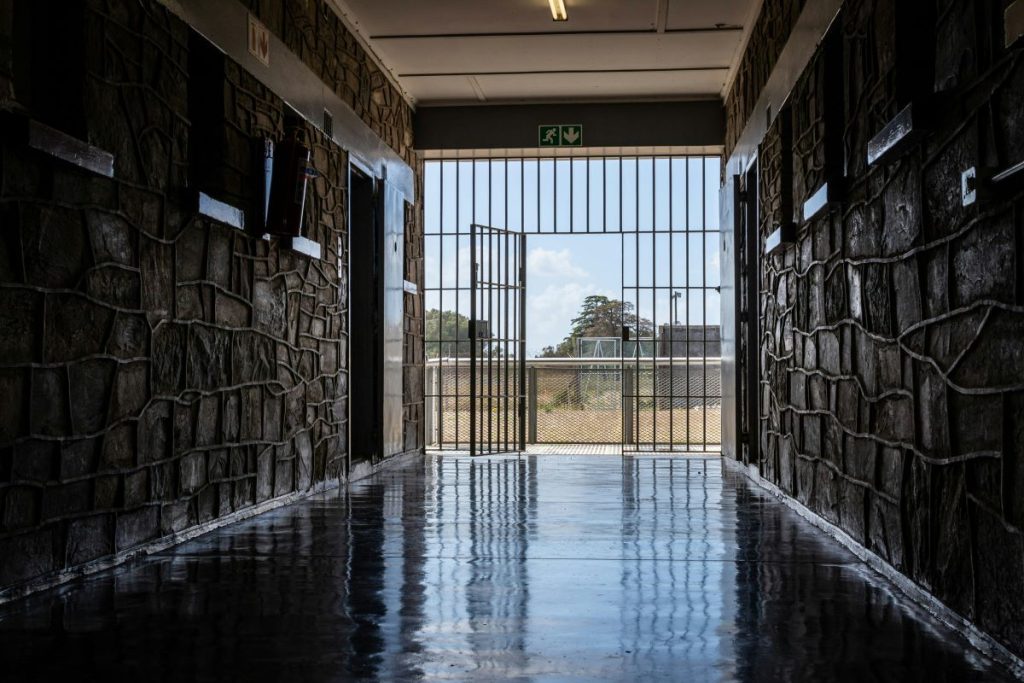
[760,393,1005,468]
[755,279,1024,394]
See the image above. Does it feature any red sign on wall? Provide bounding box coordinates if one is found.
[248,14,270,66]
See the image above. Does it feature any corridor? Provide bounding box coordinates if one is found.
[0,455,1013,682]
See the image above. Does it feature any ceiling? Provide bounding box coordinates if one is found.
[331,0,761,106]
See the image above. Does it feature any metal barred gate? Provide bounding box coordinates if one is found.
[469,224,526,456]
[424,156,721,454]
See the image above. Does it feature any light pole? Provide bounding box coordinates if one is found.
[671,291,682,325]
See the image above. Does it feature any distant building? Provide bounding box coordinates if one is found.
[656,325,721,358]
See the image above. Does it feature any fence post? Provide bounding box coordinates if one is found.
[528,366,538,444]
[425,365,435,447]
[623,367,634,446]
[434,364,443,446]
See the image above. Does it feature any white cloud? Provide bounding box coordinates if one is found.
[424,246,471,290]
[527,281,616,355]
[527,247,588,279]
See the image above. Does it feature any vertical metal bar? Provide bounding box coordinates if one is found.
[618,223,626,454]
[619,162,626,453]
[634,157,640,450]
[503,226,510,451]
[435,162,443,447]
[487,160,493,454]
[527,366,537,444]
[553,156,558,233]
[624,366,633,445]
[702,157,707,451]
[504,159,510,452]
[472,160,477,454]
[455,160,461,449]
[430,362,438,444]
[602,156,607,233]
[586,156,590,233]
[486,181,492,454]
[569,154,574,233]
[668,157,675,450]
[435,361,443,446]
[684,158,691,449]
[518,231,527,450]
[519,162,526,449]
[486,221,492,454]
[536,158,540,234]
[487,186,492,455]
[700,157,708,450]
[650,156,656,450]
[470,220,477,457]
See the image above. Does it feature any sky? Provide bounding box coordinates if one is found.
[526,235,619,356]
[423,158,721,358]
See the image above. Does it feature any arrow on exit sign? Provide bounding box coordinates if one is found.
[538,124,583,147]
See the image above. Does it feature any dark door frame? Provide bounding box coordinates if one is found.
[347,159,383,472]
[740,157,760,466]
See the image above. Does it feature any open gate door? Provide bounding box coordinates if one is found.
[469,224,526,456]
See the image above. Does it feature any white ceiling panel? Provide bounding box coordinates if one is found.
[467,70,731,103]
[401,76,484,103]
[332,0,759,103]
[378,32,740,76]
[342,0,662,36]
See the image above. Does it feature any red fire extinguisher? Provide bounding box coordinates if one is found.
[265,128,317,237]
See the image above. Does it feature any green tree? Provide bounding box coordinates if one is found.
[426,309,507,358]
[425,309,471,358]
[541,295,652,357]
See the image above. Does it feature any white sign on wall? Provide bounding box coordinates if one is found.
[247,14,270,66]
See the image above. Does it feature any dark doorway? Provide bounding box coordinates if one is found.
[349,165,383,464]
[737,161,759,466]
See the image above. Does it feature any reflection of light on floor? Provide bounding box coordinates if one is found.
[0,454,1015,680]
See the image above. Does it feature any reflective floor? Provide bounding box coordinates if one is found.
[0,454,1016,681]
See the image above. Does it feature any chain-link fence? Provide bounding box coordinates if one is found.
[425,358,721,450]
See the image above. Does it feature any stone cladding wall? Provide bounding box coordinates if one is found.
[241,0,415,167]
[724,0,807,157]
[0,0,422,592]
[731,0,1024,658]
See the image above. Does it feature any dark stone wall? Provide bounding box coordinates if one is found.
[404,181,425,454]
[736,0,1024,659]
[0,3,12,106]
[724,0,807,157]
[242,0,415,168]
[0,0,422,593]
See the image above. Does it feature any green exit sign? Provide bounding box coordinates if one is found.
[538,124,583,147]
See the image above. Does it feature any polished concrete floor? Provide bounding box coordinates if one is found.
[0,454,1016,682]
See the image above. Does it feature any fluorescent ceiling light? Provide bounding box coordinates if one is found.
[549,0,567,21]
